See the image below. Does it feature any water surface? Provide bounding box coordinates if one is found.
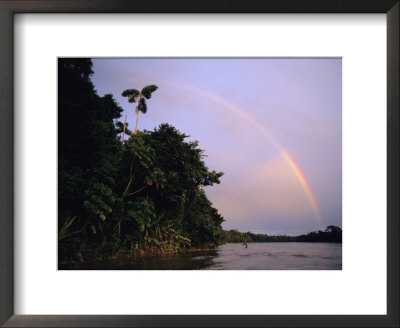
[60,242,341,270]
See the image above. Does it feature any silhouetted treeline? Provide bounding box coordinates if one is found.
[221,230,293,242]
[295,225,342,242]
[222,225,342,243]
[58,59,224,264]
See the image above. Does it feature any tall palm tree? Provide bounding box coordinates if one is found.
[121,85,158,134]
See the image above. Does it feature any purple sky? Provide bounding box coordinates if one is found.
[91,58,342,236]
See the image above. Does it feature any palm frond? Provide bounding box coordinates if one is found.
[115,121,125,132]
[141,85,158,99]
[59,216,81,241]
[121,89,140,103]
[136,97,147,114]
[121,89,139,97]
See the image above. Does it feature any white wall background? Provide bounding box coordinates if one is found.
[14,14,386,315]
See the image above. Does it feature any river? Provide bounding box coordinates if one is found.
[60,242,342,270]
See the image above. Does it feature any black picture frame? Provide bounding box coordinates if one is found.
[0,1,398,327]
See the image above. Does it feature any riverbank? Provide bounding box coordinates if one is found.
[59,226,342,267]
[58,246,219,267]
[222,226,342,243]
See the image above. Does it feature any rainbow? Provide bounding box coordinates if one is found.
[171,82,323,226]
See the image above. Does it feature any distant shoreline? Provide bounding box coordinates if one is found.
[222,226,342,243]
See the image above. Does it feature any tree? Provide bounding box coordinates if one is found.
[121,85,158,134]
[58,58,124,261]
[325,225,342,233]
[58,58,123,219]
[59,61,225,264]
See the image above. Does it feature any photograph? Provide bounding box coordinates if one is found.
[1,0,397,325]
[58,57,342,270]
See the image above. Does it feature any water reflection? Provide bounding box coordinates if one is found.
[60,249,219,270]
[59,243,341,270]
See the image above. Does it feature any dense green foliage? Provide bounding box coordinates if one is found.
[58,59,224,264]
[222,225,342,243]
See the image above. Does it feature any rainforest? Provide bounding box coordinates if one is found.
[58,58,224,265]
[58,58,342,269]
